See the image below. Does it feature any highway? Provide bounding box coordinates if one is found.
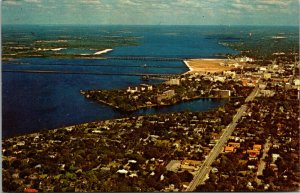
[185,86,260,191]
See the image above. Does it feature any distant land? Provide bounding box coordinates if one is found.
[2,24,299,192]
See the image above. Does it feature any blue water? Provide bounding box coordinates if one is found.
[2,73,144,136]
[5,25,296,137]
[105,25,239,58]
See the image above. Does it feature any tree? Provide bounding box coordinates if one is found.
[178,171,193,182]
[11,159,21,169]
[275,157,288,173]
[2,160,9,169]
[146,176,164,191]
[196,182,216,192]
[168,173,181,188]
[7,181,19,192]
[144,147,161,159]
[19,168,32,178]
[263,167,275,179]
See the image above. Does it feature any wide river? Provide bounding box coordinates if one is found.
[3,25,243,137]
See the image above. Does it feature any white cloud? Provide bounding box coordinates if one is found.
[122,0,140,6]
[225,0,295,14]
[80,0,102,5]
[256,4,268,10]
[231,3,255,11]
[172,0,206,8]
[36,4,56,9]
[255,0,293,6]
[2,0,21,6]
[2,0,297,25]
[24,0,41,3]
[222,8,241,14]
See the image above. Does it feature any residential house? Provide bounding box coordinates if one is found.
[180,160,202,172]
[259,83,267,89]
[238,57,254,62]
[264,73,272,79]
[253,144,262,151]
[242,79,257,87]
[272,153,280,163]
[247,149,260,159]
[223,71,236,78]
[127,86,138,93]
[166,160,181,172]
[181,160,201,167]
[259,67,267,72]
[213,76,226,83]
[260,90,275,97]
[211,89,231,98]
[224,146,235,153]
[157,90,175,103]
[294,79,300,86]
[24,188,38,193]
[166,78,180,85]
[140,84,153,91]
[228,142,241,148]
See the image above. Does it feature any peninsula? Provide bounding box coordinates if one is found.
[81,57,252,112]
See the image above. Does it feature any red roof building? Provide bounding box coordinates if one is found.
[24,188,38,193]
[224,146,235,153]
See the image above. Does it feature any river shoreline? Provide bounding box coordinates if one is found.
[91,95,235,112]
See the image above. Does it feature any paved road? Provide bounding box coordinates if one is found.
[245,84,260,103]
[256,137,272,185]
[185,86,260,192]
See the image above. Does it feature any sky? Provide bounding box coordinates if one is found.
[1,0,299,26]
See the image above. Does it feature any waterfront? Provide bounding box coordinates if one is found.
[2,0,299,191]
[2,25,239,137]
[2,69,226,137]
[2,25,298,137]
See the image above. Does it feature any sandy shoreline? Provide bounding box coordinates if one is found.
[184,58,234,73]
[183,60,194,71]
[94,49,113,55]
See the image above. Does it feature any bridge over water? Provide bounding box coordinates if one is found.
[3,56,190,79]
[104,56,187,61]
[3,62,187,69]
[2,69,176,79]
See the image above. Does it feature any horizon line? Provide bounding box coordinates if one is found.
[2,24,299,27]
